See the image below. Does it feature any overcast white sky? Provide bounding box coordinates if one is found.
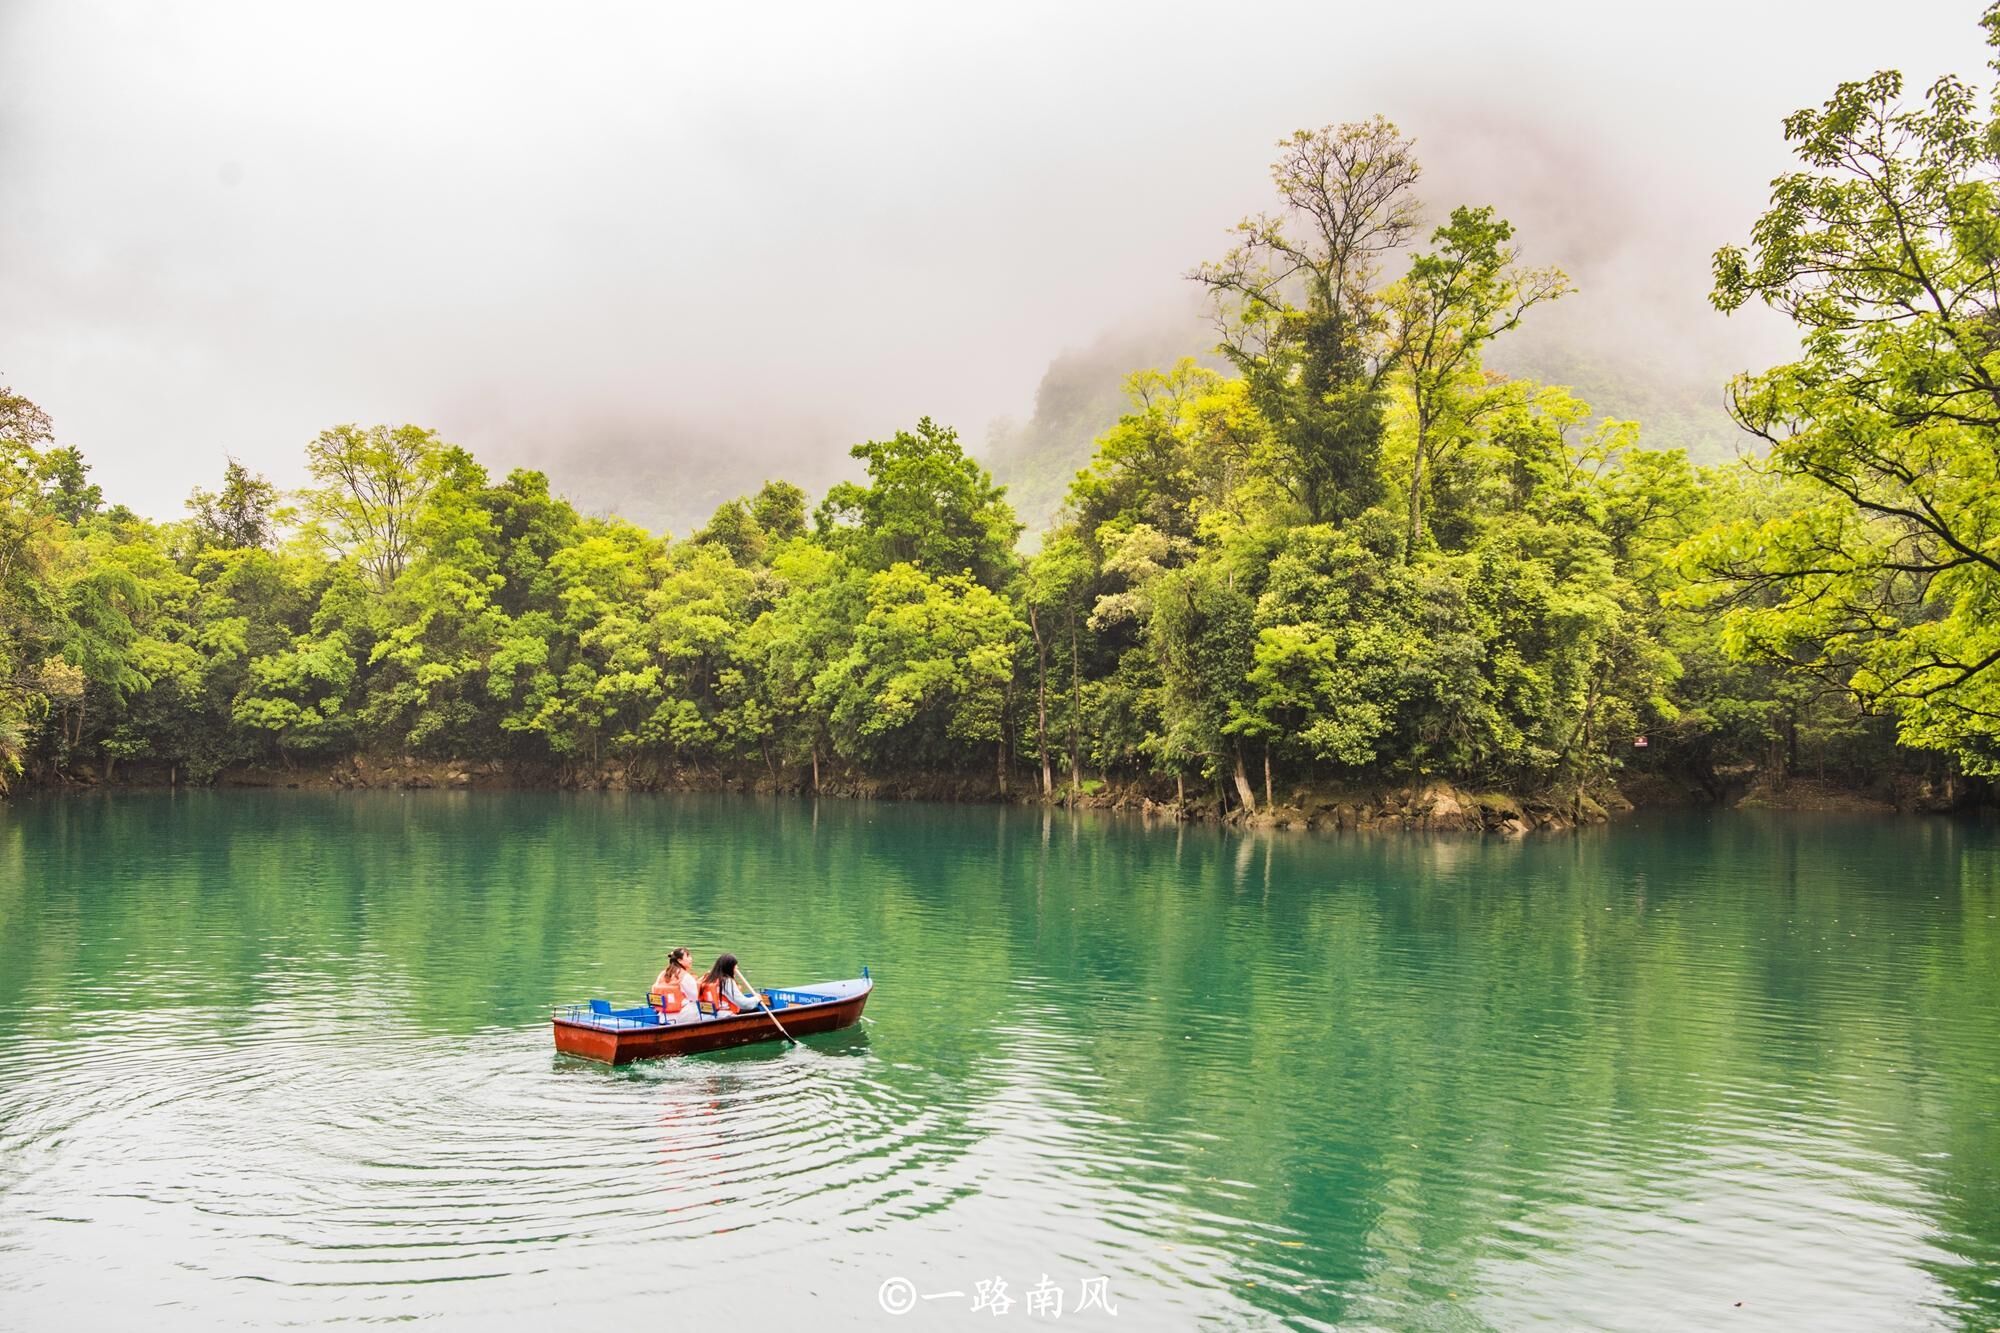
[0,1,1979,524]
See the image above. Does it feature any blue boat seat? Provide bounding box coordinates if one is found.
[589,999,614,1015]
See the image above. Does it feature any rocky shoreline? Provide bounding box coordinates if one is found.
[15,753,1987,833]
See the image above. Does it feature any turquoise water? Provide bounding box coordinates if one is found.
[0,791,1996,1330]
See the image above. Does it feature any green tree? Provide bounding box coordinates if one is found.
[1147,553,1262,810]
[478,468,582,619]
[363,449,510,754]
[1699,13,2000,774]
[302,424,449,589]
[1023,531,1095,795]
[818,418,1021,590]
[744,541,861,789]
[1387,206,1568,557]
[1245,518,1419,775]
[695,497,766,567]
[187,459,279,550]
[234,628,360,756]
[820,563,1023,784]
[502,519,660,763]
[1067,363,1271,543]
[639,541,758,759]
[180,545,322,776]
[0,386,62,787]
[749,480,808,543]
[35,446,102,524]
[1193,120,1421,523]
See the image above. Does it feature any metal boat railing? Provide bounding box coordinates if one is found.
[551,1002,660,1030]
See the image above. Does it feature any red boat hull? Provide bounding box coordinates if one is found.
[553,986,870,1064]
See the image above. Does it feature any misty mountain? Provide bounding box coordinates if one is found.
[486,415,859,539]
[979,320,1219,537]
[981,323,1753,539]
[507,311,1752,544]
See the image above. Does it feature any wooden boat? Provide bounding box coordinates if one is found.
[551,974,873,1065]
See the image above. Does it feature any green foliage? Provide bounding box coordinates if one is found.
[820,563,1023,769]
[1696,9,2000,775]
[1387,206,1569,556]
[301,424,450,590]
[14,51,2000,803]
[1246,521,1419,769]
[749,480,808,543]
[818,418,1021,591]
[1193,119,1421,524]
[34,447,102,524]
[1068,363,1273,544]
[235,629,360,754]
[187,460,279,551]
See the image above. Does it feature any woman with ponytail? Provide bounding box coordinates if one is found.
[648,947,700,1024]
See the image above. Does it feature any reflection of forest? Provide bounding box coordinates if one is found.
[1,793,1994,1325]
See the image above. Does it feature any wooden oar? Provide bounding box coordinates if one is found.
[734,966,796,1046]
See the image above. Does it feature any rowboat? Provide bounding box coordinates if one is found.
[551,974,873,1064]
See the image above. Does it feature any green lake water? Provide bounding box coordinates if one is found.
[1,792,1996,1330]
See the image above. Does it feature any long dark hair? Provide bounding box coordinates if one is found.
[662,947,692,979]
[701,952,739,986]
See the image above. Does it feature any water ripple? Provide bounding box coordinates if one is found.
[1,795,1997,1330]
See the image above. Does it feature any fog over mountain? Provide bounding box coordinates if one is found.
[0,1,1973,534]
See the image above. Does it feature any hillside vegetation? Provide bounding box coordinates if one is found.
[6,21,2000,813]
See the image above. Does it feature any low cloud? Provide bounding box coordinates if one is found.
[0,1,1971,527]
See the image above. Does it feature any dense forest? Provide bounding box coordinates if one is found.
[4,25,1998,813]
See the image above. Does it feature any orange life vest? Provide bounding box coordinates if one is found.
[649,970,688,1014]
[698,977,740,1015]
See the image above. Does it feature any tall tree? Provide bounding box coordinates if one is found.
[1388,206,1568,557]
[695,497,767,566]
[301,424,447,589]
[0,386,61,787]
[1192,119,1422,522]
[187,459,280,550]
[1067,362,1268,542]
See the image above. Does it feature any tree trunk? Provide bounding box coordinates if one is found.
[1232,746,1257,814]
[1264,746,1273,810]
[810,743,820,794]
[999,675,1015,798]
[1069,623,1082,794]
[1030,606,1051,797]
[1406,419,1428,560]
[1175,771,1185,806]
